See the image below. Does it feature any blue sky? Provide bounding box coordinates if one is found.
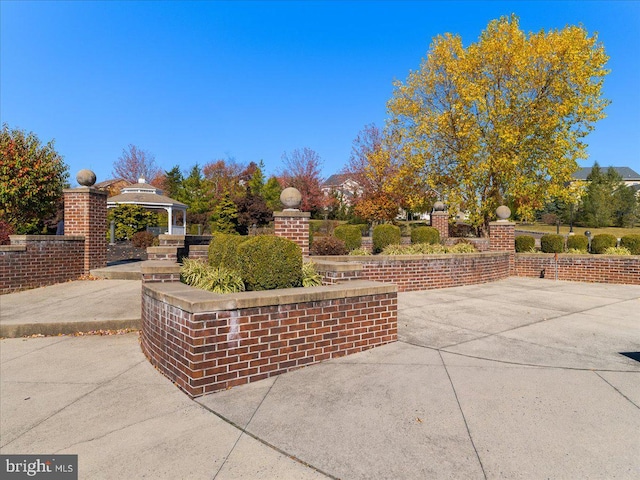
[1,1,639,186]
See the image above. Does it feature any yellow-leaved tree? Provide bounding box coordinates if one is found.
[387,15,609,231]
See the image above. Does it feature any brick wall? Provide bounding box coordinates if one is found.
[0,236,84,294]
[489,221,515,274]
[63,187,107,274]
[515,253,640,284]
[312,252,511,292]
[140,276,397,397]
[431,211,449,239]
[274,211,310,256]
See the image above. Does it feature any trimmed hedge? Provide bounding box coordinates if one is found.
[310,236,348,256]
[515,235,535,253]
[566,235,588,252]
[334,224,362,251]
[208,233,247,270]
[620,234,640,255]
[411,226,440,245]
[373,224,401,253]
[540,234,564,253]
[237,235,302,291]
[590,234,617,254]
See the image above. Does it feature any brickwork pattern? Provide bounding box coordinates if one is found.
[430,212,449,239]
[274,212,310,257]
[63,187,107,273]
[141,286,397,397]
[489,221,515,274]
[515,254,640,284]
[0,236,84,294]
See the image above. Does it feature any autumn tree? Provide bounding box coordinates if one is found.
[344,124,400,222]
[387,15,609,230]
[113,144,163,185]
[280,147,327,216]
[0,124,69,233]
[202,159,244,203]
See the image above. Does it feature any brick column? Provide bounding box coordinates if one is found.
[430,211,449,240]
[273,210,310,257]
[63,187,107,274]
[489,220,515,274]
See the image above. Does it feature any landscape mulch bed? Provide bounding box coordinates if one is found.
[107,242,148,264]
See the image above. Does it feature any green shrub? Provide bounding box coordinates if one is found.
[302,261,322,287]
[108,204,158,240]
[131,231,157,248]
[620,234,640,255]
[237,235,302,290]
[566,235,588,252]
[349,247,371,256]
[310,236,348,255]
[180,258,245,294]
[411,226,440,245]
[590,234,617,254]
[334,224,362,251]
[208,233,247,270]
[447,242,477,253]
[373,224,401,253]
[540,234,564,253]
[381,244,412,255]
[515,235,535,253]
[603,246,631,255]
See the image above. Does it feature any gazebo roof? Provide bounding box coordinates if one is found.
[107,181,187,209]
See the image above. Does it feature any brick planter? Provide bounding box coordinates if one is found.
[140,266,397,397]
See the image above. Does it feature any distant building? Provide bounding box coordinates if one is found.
[573,166,640,188]
[321,173,362,206]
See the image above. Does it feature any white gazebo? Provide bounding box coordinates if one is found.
[107,179,188,235]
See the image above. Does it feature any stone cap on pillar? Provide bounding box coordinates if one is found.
[273,211,311,219]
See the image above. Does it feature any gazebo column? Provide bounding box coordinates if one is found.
[166,207,174,235]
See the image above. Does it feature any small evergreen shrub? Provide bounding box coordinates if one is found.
[208,233,247,270]
[310,236,348,256]
[373,224,401,253]
[540,234,564,253]
[237,235,302,290]
[131,231,156,248]
[603,246,631,256]
[302,261,322,287]
[181,258,245,294]
[447,242,477,253]
[515,235,535,253]
[566,235,588,253]
[620,234,640,255]
[349,247,371,256]
[334,224,362,251]
[590,234,617,254]
[411,226,440,245]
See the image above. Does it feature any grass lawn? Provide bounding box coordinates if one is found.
[516,223,639,237]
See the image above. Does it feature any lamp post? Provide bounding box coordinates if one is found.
[585,230,592,252]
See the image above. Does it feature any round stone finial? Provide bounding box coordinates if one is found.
[76,169,96,187]
[280,187,302,210]
[496,205,511,220]
[433,201,446,212]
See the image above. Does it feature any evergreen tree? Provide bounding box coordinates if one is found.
[263,176,283,212]
[162,165,184,201]
[210,195,238,234]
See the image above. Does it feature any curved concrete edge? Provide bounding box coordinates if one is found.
[0,318,140,338]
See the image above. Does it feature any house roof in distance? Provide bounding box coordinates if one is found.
[573,166,640,181]
[323,173,358,186]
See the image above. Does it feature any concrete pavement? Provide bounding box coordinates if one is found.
[1,277,639,479]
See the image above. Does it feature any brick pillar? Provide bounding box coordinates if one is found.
[430,211,449,240]
[489,220,515,274]
[63,187,107,274]
[273,211,310,257]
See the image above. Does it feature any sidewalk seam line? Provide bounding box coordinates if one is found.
[594,371,640,410]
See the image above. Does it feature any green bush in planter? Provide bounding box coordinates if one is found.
[237,235,302,290]
[411,226,440,245]
[334,224,362,251]
[373,224,401,253]
[540,234,564,253]
[590,234,617,254]
[620,234,640,255]
[208,233,247,270]
[515,235,535,252]
[566,235,588,252]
